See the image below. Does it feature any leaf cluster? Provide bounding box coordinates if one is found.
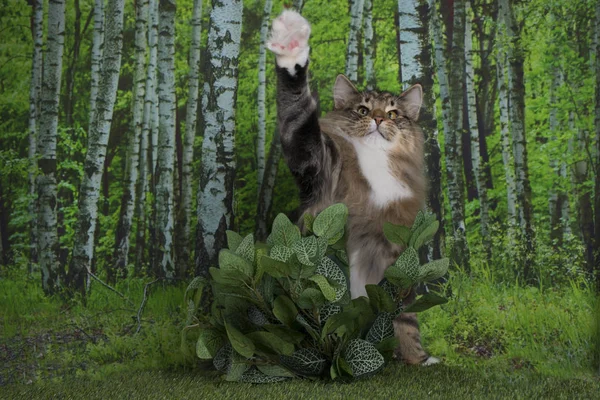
[182,206,449,383]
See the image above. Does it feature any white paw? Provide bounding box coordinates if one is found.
[267,10,311,75]
[421,356,441,366]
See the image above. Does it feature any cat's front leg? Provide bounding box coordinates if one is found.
[267,10,311,76]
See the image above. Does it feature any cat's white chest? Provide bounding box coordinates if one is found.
[350,136,413,207]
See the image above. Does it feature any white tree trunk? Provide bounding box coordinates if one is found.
[156,0,177,279]
[363,0,375,90]
[28,0,44,272]
[89,0,105,129]
[69,0,126,294]
[135,0,159,273]
[345,0,365,82]
[177,0,203,276]
[196,0,243,275]
[465,3,491,259]
[257,0,273,190]
[37,0,66,295]
[434,0,469,270]
[498,0,535,281]
[496,41,517,225]
[397,0,420,90]
[112,0,148,281]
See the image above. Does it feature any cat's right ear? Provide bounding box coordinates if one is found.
[333,74,359,109]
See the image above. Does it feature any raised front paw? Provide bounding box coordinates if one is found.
[267,10,311,74]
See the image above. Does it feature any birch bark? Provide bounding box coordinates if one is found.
[155,0,177,279]
[69,0,126,294]
[363,0,375,90]
[28,0,43,272]
[196,0,243,276]
[257,0,273,190]
[37,0,66,295]
[176,0,203,277]
[89,0,105,128]
[345,0,365,82]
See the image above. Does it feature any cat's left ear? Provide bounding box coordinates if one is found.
[399,84,423,121]
[333,74,360,109]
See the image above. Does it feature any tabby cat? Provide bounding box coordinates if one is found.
[267,10,438,366]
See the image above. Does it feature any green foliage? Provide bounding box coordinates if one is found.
[183,205,448,382]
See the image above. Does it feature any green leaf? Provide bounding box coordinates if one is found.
[280,348,327,376]
[384,247,420,289]
[411,210,426,232]
[403,292,448,313]
[292,236,318,266]
[240,366,290,383]
[226,350,250,382]
[267,213,301,247]
[410,218,439,250]
[258,255,291,278]
[213,343,232,372]
[303,213,315,233]
[256,364,296,378]
[246,331,295,356]
[270,245,294,263]
[235,233,255,263]
[313,203,348,244]
[297,287,326,309]
[383,222,412,246]
[375,336,399,361]
[316,257,347,302]
[318,303,342,326]
[263,324,305,344]
[218,249,254,277]
[343,339,385,378]
[209,267,248,286]
[272,295,298,327]
[224,322,255,358]
[417,258,449,282]
[226,230,244,252]
[365,312,395,344]
[196,329,225,359]
[365,284,395,313]
[309,274,337,301]
[247,305,268,326]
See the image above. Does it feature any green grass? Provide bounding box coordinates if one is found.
[1,268,598,395]
[2,364,599,399]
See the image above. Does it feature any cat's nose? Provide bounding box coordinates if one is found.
[374,116,384,126]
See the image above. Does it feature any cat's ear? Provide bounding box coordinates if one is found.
[400,84,423,121]
[333,74,359,109]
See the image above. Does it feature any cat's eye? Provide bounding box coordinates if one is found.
[357,106,369,116]
[387,110,398,119]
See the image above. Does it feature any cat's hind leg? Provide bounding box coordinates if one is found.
[267,10,311,75]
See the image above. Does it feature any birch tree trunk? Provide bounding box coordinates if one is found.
[465,4,491,261]
[37,0,66,295]
[69,0,126,295]
[437,0,470,270]
[135,0,159,274]
[64,0,82,127]
[345,0,365,82]
[498,0,535,282]
[256,0,273,191]
[28,0,44,272]
[195,0,243,276]
[89,0,105,129]
[176,0,203,277]
[363,0,375,90]
[112,0,148,282]
[398,0,420,89]
[496,39,517,226]
[155,0,177,279]
[293,0,305,12]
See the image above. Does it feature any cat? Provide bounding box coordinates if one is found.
[267,10,438,366]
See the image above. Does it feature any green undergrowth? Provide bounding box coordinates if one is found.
[0,266,597,386]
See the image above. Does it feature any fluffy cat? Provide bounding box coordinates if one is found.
[267,10,438,366]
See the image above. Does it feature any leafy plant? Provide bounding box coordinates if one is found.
[183,205,449,383]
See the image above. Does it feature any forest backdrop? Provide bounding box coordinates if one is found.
[0,0,599,299]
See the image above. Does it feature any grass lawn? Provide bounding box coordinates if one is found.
[1,271,599,398]
[2,363,599,399]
